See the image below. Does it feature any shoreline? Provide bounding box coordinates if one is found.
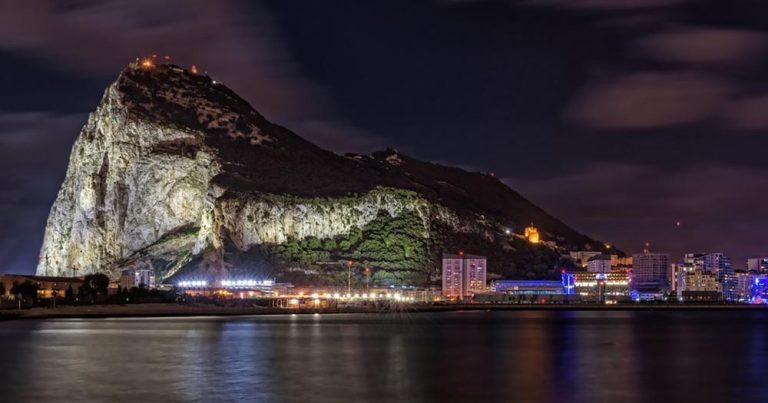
[1,302,767,321]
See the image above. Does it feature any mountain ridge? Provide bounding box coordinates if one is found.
[36,62,615,285]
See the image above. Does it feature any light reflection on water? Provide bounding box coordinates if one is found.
[1,310,768,402]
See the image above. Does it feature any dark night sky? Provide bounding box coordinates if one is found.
[1,0,767,274]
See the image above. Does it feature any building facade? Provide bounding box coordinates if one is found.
[632,252,670,294]
[587,254,612,273]
[0,274,84,299]
[702,253,733,276]
[672,263,696,298]
[562,271,631,303]
[118,269,156,290]
[679,271,722,302]
[747,258,768,274]
[441,253,487,298]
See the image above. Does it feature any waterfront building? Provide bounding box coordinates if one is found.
[679,271,722,302]
[441,253,487,298]
[562,271,631,303]
[442,255,464,298]
[750,276,768,304]
[0,274,84,299]
[671,263,696,299]
[747,258,768,274]
[735,271,757,303]
[632,252,670,294]
[587,254,612,273]
[118,269,156,290]
[492,280,564,295]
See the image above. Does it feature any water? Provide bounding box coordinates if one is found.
[0,310,766,402]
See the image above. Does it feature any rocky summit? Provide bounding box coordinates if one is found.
[37,62,613,285]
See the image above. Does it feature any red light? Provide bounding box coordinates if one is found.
[164,55,171,60]
[347,260,353,267]
[458,250,464,256]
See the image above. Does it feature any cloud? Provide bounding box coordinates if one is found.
[566,71,730,129]
[503,163,768,265]
[0,0,383,153]
[522,0,689,11]
[722,96,768,130]
[636,25,767,63]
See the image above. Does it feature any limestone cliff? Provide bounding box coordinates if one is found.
[37,62,613,284]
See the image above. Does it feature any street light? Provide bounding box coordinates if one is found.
[365,267,371,294]
[347,260,353,297]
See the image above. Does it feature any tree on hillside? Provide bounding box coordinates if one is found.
[79,273,110,303]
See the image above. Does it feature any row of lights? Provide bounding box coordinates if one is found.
[178,280,207,288]
[221,279,275,287]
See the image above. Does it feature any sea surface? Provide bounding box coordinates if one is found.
[0,310,766,402]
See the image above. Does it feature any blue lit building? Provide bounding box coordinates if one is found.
[750,276,768,304]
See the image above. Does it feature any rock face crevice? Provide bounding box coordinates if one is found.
[37,63,613,283]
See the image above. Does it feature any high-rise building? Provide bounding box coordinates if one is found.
[747,258,768,274]
[684,253,705,271]
[702,253,733,276]
[632,252,670,293]
[587,254,612,273]
[671,263,696,299]
[442,254,464,298]
[441,253,487,298]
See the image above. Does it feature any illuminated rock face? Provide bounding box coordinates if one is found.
[36,79,220,278]
[37,63,612,283]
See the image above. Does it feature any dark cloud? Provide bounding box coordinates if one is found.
[504,164,768,266]
[0,0,384,273]
[0,0,382,149]
[522,0,689,11]
[722,96,768,130]
[566,71,729,129]
[636,25,767,63]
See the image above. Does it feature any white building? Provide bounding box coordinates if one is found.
[119,269,156,290]
[442,253,487,298]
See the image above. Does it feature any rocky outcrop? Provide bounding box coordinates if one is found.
[37,62,612,284]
